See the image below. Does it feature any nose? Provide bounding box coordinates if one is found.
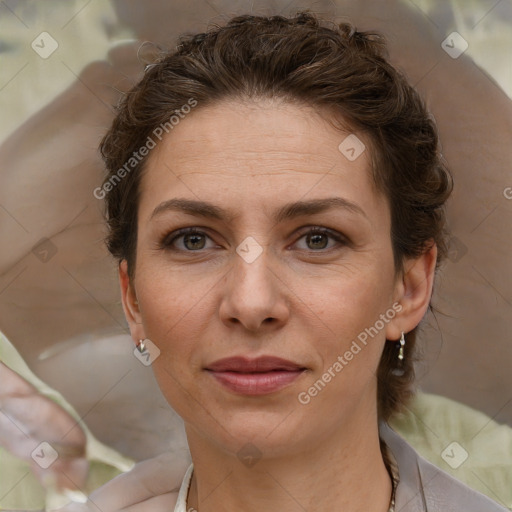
[219,247,290,333]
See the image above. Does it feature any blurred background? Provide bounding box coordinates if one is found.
[0,0,511,471]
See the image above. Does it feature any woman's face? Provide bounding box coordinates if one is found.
[123,99,407,457]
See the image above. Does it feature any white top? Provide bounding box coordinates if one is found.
[173,463,194,512]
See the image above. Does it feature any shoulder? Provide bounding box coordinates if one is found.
[416,453,508,512]
[380,423,509,512]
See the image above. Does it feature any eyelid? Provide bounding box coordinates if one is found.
[159,225,349,252]
[160,227,217,250]
[291,226,348,249]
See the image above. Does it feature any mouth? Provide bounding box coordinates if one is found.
[204,356,307,395]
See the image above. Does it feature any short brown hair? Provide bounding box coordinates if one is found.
[100,11,453,421]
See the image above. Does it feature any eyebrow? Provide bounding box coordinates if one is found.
[150,197,369,223]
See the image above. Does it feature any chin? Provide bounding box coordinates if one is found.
[191,407,313,459]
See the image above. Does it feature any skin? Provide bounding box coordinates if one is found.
[119,98,437,512]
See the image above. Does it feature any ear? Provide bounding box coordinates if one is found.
[385,241,438,341]
[119,259,146,344]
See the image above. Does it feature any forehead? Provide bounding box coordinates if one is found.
[138,99,388,224]
[149,98,361,169]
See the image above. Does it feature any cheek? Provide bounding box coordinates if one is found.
[306,261,394,330]
[299,282,390,414]
[135,259,214,338]
[306,262,395,370]
[134,262,223,380]
[136,271,212,417]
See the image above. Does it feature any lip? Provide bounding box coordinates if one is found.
[205,356,304,372]
[205,356,307,395]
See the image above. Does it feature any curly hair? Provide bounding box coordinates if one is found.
[99,11,453,421]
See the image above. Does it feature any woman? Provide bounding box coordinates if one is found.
[66,11,507,511]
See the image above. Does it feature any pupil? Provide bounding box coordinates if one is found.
[308,233,327,249]
[185,233,205,250]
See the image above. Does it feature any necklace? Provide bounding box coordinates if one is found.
[183,441,400,511]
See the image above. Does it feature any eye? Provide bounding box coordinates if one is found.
[161,228,217,251]
[293,227,347,251]
[160,226,347,253]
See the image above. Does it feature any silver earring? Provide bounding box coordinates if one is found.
[398,332,405,361]
[137,339,146,353]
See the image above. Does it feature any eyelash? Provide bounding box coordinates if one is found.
[160,226,348,253]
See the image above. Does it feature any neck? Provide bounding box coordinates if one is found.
[185,420,391,512]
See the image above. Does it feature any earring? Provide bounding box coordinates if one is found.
[398,331,405,361]
[137,339,146,353]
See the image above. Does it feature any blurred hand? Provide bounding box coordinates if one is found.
[0,361,88,493]
[55,451,189,511]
